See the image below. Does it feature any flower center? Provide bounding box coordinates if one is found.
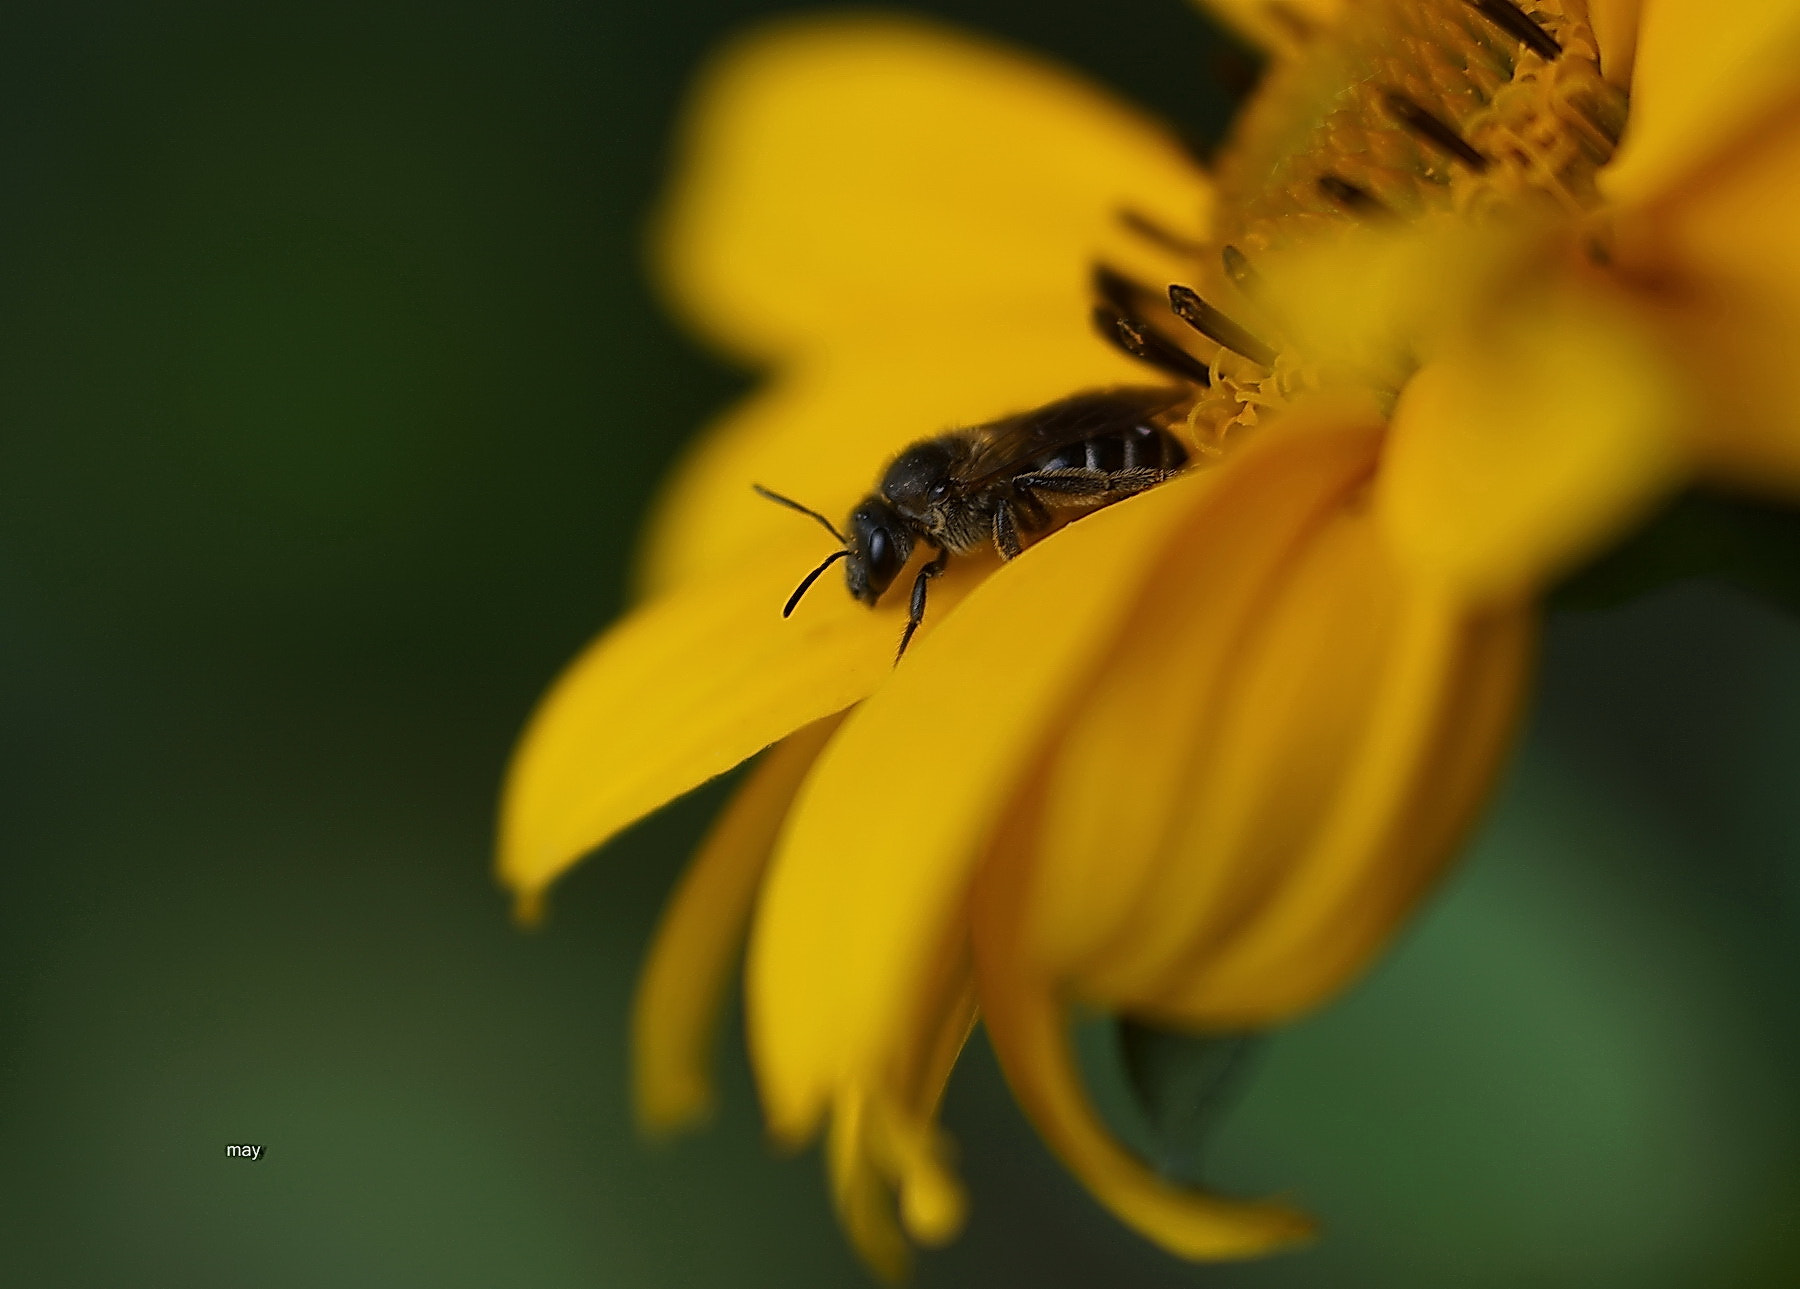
[1099,0,1630,456]
[1217,0,1626,240]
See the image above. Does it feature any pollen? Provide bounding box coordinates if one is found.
[1171,0,1630,459]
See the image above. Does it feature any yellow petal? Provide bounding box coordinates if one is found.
[971,817,1315,1259]
[892,982,976,1246]
[1133,498,1404,1009]
[497,537,983,913]
[632,715,841,1133]
[1019,406,1387,986]
[827,1089,911,1284]
[1154,592,1533,1021]
[960,416,1528,1256]
[1601,0,1800,203]
[1188,0,1342,54]
[1250,217,1532,400]
[636,322,1159,597]
[1019,406,1530,1027]
[1067,454,1401,1005]
[1376,283,1687,602]
[823,967,976,1278]
[655,13,1212,367]
[745,472,1218,1142]
[1623,95,1800,487]
[1587,0,1644,87]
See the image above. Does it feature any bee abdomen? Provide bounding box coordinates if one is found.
[1022,421,1187,479]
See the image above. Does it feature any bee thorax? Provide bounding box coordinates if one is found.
[878,436,970,514]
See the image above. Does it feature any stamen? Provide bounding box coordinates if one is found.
[1381,91,1489,171]
[1166,284,1278,368]
[1466,0,1562,60]
[1092,305,1213,386]
[1318,174,1387,215]
[1116,208,1207,257]
[1221,244,1261,295]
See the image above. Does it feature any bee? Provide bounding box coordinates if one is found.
[756,386,1192,659]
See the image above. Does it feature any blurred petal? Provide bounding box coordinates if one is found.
[988,391,1531,1031]
[1019,405,1388,985]
[746,472,1219,1141]
[632,715,841,1133]
[637,321,1156,597]
[1587,0,1644,87]
[825,966,977,1279]
[498,542,982,913]
[1624,94,1800,487]
[1155,591,1533,1020]
[1251,218,1529,398]
[1601,0,1800,203]
[1134,496,1403,1007]
[1377,284,1687,601]
[656,13,1211,366]
[827,1090,911,1283]
[972,814,1315,1258]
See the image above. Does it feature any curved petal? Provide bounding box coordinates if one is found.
[1587,0,1644,87]
[1132,499,1405,1007]
[497,539,984,914]
[1601,0,1800,204]
[632,715,841,1133]
[827,1089,911,1284]
[745,470,1221,1142]
[970,803,1315,1259]
[1018,406,1388,985]
[974,987,1313,1258]
[655,13,1212,367]
[1003,405,1532,1030]
[824,964,977,1278]
[1152,592,1534,1021]
[636,320,1159,597]
[1622,93,1800,488]
[1376,283,1688,602]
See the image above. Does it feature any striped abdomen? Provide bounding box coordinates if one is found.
[1019,420,1188,481]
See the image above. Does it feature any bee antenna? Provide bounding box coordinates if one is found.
[753,484,847,544]
[783,549,849,618]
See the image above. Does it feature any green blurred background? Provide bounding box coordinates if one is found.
[0,2,1794,1285]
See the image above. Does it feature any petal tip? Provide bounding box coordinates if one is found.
[634,1078,715,1138]
[510,889,546,929]
[900,1172,967,1248]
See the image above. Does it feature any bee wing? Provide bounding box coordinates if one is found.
[953,386,1187,493]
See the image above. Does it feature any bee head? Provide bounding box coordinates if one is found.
[845,498,914,605]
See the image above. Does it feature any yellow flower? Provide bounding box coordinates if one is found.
[498,0,1800,1275]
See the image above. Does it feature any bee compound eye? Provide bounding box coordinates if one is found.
[927,479,950,502]
[867,527,901,581]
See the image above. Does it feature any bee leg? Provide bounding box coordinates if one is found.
[1015,468,1112,499]
[992,500,1024,560]
[896,547,950,662]
[1097,467,1172,497]
[1015,469,1125,512]
[1013,489,1052,532]
[1018,467,1167,504]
